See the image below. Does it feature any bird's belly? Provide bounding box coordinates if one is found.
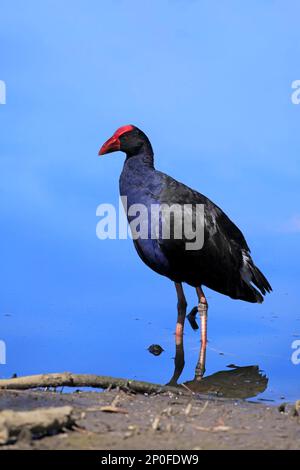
[133,238,174,279]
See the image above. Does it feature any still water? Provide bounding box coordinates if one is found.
[1,230,299,403]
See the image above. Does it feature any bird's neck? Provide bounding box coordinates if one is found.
[125,146,155,170]
[120,147,156,199]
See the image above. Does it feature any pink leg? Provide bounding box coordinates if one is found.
[196,286,208,307]
[195,286,208,379]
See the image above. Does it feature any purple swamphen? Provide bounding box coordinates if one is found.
[99,125,272,377]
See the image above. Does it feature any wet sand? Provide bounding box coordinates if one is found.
[0,388,299,450]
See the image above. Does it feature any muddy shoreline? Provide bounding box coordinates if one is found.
[0,388,299,450]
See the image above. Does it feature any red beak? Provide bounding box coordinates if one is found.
[98,135,121,156]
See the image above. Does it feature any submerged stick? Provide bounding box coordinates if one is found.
[0,372,183,395]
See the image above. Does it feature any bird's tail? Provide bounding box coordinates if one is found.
[240,251,272,303]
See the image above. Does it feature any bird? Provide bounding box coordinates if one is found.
[99,125,272,377]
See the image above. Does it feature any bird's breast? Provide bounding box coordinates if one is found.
[119,169,173,278]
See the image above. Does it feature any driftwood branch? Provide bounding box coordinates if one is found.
[0,372,183,395]
[0,406,76,445]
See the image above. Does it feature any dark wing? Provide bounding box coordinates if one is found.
[157,173,271,302]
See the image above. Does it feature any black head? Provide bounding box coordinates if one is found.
[99,125,153,157]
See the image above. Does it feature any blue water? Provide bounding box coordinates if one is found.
[1,0,300,404]
[1,228,299,403]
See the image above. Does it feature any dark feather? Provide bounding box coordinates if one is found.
[119,130,272,304]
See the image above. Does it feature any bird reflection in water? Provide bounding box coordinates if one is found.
[167,321,268,400]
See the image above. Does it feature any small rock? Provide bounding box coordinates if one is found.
[148,344,164,356]
[278,403,286,413]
